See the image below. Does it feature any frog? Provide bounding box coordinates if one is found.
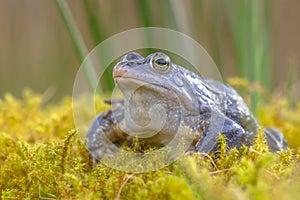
[87,52,288,163]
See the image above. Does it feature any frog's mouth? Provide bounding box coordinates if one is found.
[114,76,171,95]
[114,75,199,114]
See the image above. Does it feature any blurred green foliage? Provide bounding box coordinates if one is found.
[56,0,271,112]
[2,1,297,105]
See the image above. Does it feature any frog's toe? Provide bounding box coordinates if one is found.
[264,127,288,151]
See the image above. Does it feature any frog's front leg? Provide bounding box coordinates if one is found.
[195,116,246,153]
[87,102,129,164]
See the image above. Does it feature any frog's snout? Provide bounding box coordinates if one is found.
[113,52,144,78]
[113,63,128,78]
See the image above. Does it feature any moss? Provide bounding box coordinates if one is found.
[1,88,300,199]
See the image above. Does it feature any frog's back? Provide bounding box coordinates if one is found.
[180,66,258,131]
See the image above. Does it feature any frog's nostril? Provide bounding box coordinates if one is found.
[113,64,128,78]
[122,52,144,62]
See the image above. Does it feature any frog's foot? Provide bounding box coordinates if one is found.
[264,127,288,151]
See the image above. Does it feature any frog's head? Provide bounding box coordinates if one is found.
[113,52,199,136]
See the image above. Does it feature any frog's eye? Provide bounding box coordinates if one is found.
[150,54,170,72]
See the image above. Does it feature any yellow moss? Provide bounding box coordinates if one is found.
[258,96,300,148]
[0,89,300,199]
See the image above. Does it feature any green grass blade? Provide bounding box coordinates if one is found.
[136,0,152,27]
[82,0,115,91]
[225,0,272,114]
[55,0,100,93]
[83,0,105,45]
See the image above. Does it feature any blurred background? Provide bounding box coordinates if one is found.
[0,0,299,103]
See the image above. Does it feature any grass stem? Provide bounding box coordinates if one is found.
[55,0,100,93]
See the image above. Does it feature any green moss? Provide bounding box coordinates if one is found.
[1,89,300,199]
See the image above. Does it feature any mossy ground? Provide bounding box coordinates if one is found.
[1,87,300,199]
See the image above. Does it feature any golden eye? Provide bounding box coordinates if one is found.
[151,54,170,72]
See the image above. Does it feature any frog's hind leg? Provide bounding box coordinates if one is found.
[194,117,246,154]
[264,127,288,151]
